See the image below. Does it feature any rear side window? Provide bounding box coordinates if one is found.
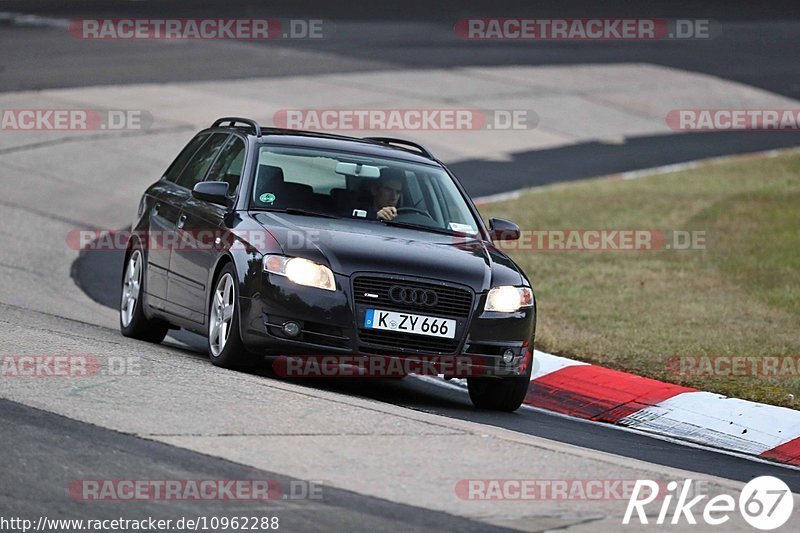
[205,136,246,197]
[163,134,209,183]
[175,133,229,190]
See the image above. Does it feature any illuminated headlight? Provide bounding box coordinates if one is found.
[484,286,533,313]
[263,255,336,291]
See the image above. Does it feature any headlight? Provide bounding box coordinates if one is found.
[484,286,533,313]
[263,255,336,291]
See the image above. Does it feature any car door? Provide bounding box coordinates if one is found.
[161,132,232,322]
[169,134,247,325]
[160,132,231,321]
[145,133,210,308]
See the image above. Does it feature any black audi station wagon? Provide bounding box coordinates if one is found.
[121,117,536,410]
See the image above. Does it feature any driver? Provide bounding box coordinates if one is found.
[369,168,403,221]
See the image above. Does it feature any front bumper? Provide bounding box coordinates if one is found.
[239,271,536,378]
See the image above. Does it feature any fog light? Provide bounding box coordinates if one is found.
[502,349,515,364]
[282,321,301,337]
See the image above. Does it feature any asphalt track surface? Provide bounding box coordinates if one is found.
[3,0,800,99]
[1,399,511,532]
[3,1,800,530]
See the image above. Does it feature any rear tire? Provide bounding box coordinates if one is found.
[120,245,169,343]
[467,355,532,412]
[207,263,252,370]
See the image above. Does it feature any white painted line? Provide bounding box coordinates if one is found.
[619,391,800,456]
[620,161,704,180]
[415,374,466,391]
[619,149,787,181]
[519,401,800,472]
[0,11,71,29]
[472,190,522,206]
[531,349,589,380]
[420,372,800,471]
[414,350,584,385]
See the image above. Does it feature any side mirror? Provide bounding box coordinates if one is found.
[489,217,521,241]
[192,181,229,206]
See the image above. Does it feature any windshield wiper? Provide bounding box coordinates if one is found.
[379,219,473,237]
[257,207,340,219]
[284,208,340,219]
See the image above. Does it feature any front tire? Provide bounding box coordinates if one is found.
[467,355,533,412]
[120,245,169,343]
[207,263,252,369]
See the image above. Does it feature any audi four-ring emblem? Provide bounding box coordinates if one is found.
[388,285,438,307]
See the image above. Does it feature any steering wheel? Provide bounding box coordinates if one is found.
[395,207,433,219]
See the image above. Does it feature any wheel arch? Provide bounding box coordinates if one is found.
[121,232,151,318]
[207,250,253,320]
[207,250,258,355]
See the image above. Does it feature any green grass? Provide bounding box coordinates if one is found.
[479,150,800,408]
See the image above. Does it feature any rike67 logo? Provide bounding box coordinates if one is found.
[624,476,794,530]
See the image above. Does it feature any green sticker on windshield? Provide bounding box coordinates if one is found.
[259,192,275,204]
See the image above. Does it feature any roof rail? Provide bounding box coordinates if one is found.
[257,126,355,141]
[362,136,434,159]
[211,117,262,137]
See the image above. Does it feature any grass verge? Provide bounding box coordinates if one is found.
[479,150,800,408]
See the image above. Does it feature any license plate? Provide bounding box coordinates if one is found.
[363,309,456,339]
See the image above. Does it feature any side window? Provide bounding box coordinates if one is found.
[205,136,246,197]
[163,133,209,182]
[175,133,229,190]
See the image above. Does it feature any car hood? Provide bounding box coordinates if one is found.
[251,212,525,292]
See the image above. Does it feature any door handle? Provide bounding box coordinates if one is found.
[177,214,187,229]
[153,203,160,214]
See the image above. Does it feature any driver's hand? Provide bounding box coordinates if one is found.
[377,206,397,221]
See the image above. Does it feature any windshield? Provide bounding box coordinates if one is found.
[251,145,480,235]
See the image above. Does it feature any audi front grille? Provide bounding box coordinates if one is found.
[352,275,473,354]
[353,276,473,318]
